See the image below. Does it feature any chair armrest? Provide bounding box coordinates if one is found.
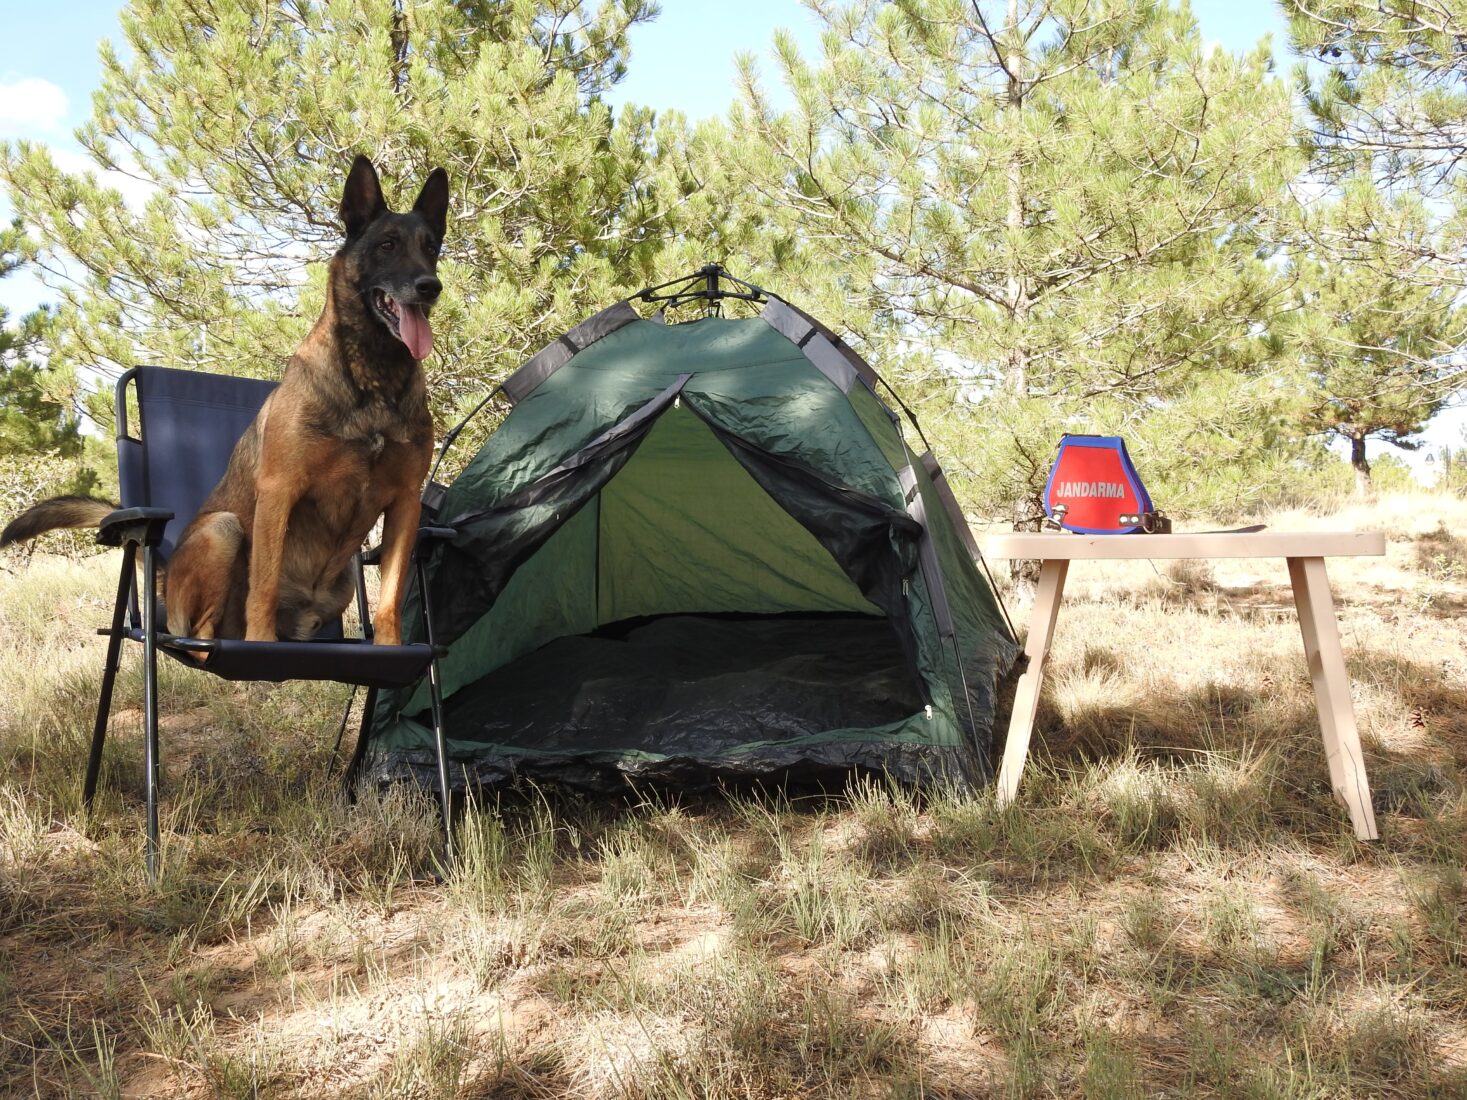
[360,525,456,567]
[416,525,456,547]
[97,507,174,548]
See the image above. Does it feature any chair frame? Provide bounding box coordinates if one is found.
[84,367,456,882]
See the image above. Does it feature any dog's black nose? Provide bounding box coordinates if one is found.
[415,276,442,302]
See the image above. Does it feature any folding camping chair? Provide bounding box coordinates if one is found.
[86,366,455,882]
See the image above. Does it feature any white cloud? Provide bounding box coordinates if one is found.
[0,77,69,136]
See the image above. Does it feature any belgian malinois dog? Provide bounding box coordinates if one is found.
[1,155,447,647]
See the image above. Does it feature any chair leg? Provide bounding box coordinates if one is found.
[417,560,454,864]
[341,686,378,802]
[84,546,137,809]
[427,652,453,864]
[141,545,162,884]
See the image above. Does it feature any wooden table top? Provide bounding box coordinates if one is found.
[982,530,1387,560]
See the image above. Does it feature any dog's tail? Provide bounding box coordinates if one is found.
[0,496,118,548]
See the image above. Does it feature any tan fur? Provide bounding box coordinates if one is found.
[0,497,113,547]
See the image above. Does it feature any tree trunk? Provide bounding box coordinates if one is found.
[390,0,409,96]
[1003,0,1041,594]
[1004,0,1028,399]
[1350,434,1372,498]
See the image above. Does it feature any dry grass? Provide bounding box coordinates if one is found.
[1,491,1465,1098]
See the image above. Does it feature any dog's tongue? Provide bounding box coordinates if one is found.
[396,300,433,360]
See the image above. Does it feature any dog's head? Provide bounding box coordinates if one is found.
[335,155,449,361]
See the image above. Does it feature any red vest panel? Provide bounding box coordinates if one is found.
[1042,436,1152,534]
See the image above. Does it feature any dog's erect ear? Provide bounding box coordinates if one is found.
[339,155,388,238]
[412,168,449,242]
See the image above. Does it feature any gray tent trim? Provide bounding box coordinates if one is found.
[920,450,983,561]
[898,463,956,639]
[759,298,813,346]
[761,297,884,397]
[500,340,572,406]
[763,297,934,455]
[760,300,856,394]
[803,334,859,394]
[502,300,641,404]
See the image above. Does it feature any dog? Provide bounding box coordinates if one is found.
[0,155,447,647]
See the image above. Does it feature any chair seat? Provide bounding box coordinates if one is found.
[126,631,436,688]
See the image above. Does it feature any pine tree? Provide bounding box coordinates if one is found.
[1285,0,1467,206]
[719,0,1301,518]
[0,221,83,459]
[1285,3,1467,448]
[1283,184,1464,496]
[0,0,708,433]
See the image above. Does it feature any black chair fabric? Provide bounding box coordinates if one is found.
[120,366,278,559]
[132,630,431,688]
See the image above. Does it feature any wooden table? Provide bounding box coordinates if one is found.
[983,531,1386,840]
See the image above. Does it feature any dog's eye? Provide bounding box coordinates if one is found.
[378,239,396,252]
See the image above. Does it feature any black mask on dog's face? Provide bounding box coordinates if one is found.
[337,155,449,361]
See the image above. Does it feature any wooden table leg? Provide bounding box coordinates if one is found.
[995,558,1068,807]
[1287,555,1379,840]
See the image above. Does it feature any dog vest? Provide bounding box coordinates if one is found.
[1042,435,1153,534]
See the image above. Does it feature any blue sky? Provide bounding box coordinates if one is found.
[2,1,1461,462]
[0,0,1299,152]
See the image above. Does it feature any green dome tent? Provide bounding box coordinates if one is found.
[364,268,1019,792]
